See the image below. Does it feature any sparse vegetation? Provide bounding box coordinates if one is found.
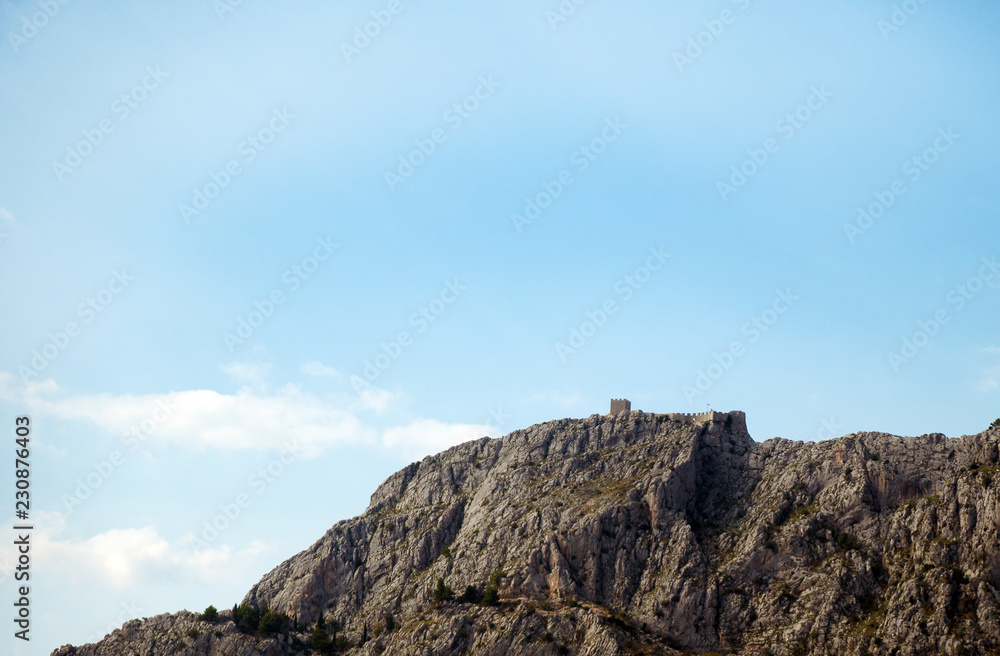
[482,584,500,606]
[488,568,506,587]
[232,603,290,636]
[257,608,290,634]
[478,568,506,605]
[433,578,455,603]
[311,618,334,655]
[786,503,818,524]
[836,531,863,552]
[458,585,481,604]
[232,603,254,633]
[605,609,633,631]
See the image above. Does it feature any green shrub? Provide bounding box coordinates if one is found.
[489,569,506,587]
[233,603,260,634]
[836,531,863,552]
[459,585,481,603]
[258,609,290,635]
[482,584,499,606]
[606,610,631,630]
[433,578,455,603]
[186,628,200,638]
[311,619,334,655]
[199,605,218,623]
[991,418,999,428]
[232,603,290,636]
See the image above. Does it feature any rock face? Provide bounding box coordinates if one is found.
[53,411,1000,656]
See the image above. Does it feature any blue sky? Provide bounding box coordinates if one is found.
[1,0,998,652]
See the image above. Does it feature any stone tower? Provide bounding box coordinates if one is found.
[610,398,631,415]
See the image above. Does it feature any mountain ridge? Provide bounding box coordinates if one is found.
[53,410,1000,656]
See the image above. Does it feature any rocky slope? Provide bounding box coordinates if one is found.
[53,411,1000,656]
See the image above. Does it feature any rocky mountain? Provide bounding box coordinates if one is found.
[53,410,1000,656]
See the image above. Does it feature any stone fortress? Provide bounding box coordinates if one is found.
[609,398,746,425]
[609,398,631,415]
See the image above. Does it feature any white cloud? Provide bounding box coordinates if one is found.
[11,377,376,458]
[0,369,497,459]
[976,348,1000,392]
[977,366,1000,392]
[2,512,268,589]
[222,361,272,390]
[382,418,497,460]
[45,385,375,457]
[0,207,14,224]
[358,385,394,413]
[300,361,341,378]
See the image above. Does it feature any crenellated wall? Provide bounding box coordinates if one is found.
[667,410,746,424]
[610,399,631,414]
[606,401,746,428]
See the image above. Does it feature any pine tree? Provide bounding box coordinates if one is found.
[312,617,332,654]
[433,577,455,602]
[482,569,504,606]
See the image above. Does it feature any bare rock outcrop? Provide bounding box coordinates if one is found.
[53,411,1000,656]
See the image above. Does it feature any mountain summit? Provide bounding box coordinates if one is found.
[54,410,1000,655]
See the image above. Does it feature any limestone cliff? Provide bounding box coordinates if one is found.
[53,411,1000,656]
